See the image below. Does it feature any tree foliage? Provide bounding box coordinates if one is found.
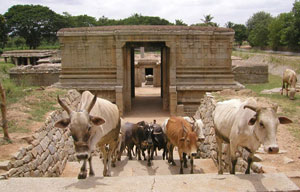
[175,19,187,26]
[232,24,248,46]
[193,14,218,27]
[246,11,273,48]
[4,5,67,49]
[63,12,97,27]
[0,14,8,49]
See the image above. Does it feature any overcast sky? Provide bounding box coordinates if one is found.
[0,0,296,26]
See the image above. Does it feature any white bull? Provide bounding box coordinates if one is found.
[281,69,298,100]
[213,98,292,174]
[55,91,120,179]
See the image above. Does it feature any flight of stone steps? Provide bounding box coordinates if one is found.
[61,151,217,177]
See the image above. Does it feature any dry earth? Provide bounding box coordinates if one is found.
[0,87,63,164]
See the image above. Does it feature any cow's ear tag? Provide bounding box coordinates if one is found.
[90,116,106,126]
[54,118,70,128]
[248,117,256,126]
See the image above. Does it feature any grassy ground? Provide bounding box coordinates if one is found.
[0,58,66,136]
[245,74,300,140]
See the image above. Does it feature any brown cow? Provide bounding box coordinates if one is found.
[165,116,198,174]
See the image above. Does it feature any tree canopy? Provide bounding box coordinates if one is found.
[4,5,66,49]
[0,14,8,49]
[246,11,273,48]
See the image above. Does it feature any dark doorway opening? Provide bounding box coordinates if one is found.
[125,42,167,115]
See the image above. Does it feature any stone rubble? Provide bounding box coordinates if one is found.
[1,89,81,178]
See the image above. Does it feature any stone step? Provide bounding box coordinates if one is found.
[61,155,218,177]
[0,173,299,192]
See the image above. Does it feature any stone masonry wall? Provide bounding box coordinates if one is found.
[233,65,268,84]
[194,93,263,173]
[1,90,81,178]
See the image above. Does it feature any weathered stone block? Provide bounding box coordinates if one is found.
[13,160,23,168]
[48,142,57,155]
[13,148,26,160]
[0,160,11,171]
[40,136,51,151]
[41,149,50,162]
[23,154,32,163]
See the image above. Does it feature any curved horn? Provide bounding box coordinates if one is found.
[244,105,257,112]
[182,123,189,135]
[87,93,97,114]
[57,95,71,115]
[191,116,196,122]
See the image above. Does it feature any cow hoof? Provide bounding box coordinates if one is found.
[184,164,188,168]
[180,169,183,174]
[111,163,116,167]
[218,170,223,175]
[190,170,194,174]
[117,158,121,161]
[89,171,95,177]
[147,162,151,167]
[78,173,87,179]
[171,161,176,166]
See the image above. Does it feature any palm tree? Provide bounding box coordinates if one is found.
[201,14,214,24]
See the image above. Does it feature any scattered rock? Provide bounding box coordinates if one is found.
[283,156,294,164]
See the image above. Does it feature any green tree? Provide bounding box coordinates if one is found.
[246,11,273,48]
[4,5,67,49]
[292,0,300,48]
[120,13,172,25]
[193,14,218,27]
[225,21,234,28]
[0,14,8,49]
[175,19,187,26]
[268,13,296,50]
[232,24,248,46]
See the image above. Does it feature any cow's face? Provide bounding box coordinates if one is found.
[180,124,198,156]
[193,121,205,142]
[248,107,292,154]
[54,95,105,160]
[142,123,153,149]
[289,88,296,100]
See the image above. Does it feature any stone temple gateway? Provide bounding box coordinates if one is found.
[57,26,242,116]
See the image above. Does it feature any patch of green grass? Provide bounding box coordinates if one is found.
[245,74,282,94]
[232,51,252,60]
[0,121,29,134]
[25,89,66,122]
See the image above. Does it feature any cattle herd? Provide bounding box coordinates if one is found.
[55,89,293,179]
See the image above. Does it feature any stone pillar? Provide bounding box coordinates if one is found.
[140,47,144,58]
[27,57,31,65]
[14,58,18,65]
[116,43,124,85]
[169,86,177,115]
[115,86,124,117]
[167,43,176,86]
[124,47,131,112]
[4,57,7,63]
[177,104,184,116]
[162,47,168,111]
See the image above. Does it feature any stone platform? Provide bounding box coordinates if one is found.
[0,173,299,192]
